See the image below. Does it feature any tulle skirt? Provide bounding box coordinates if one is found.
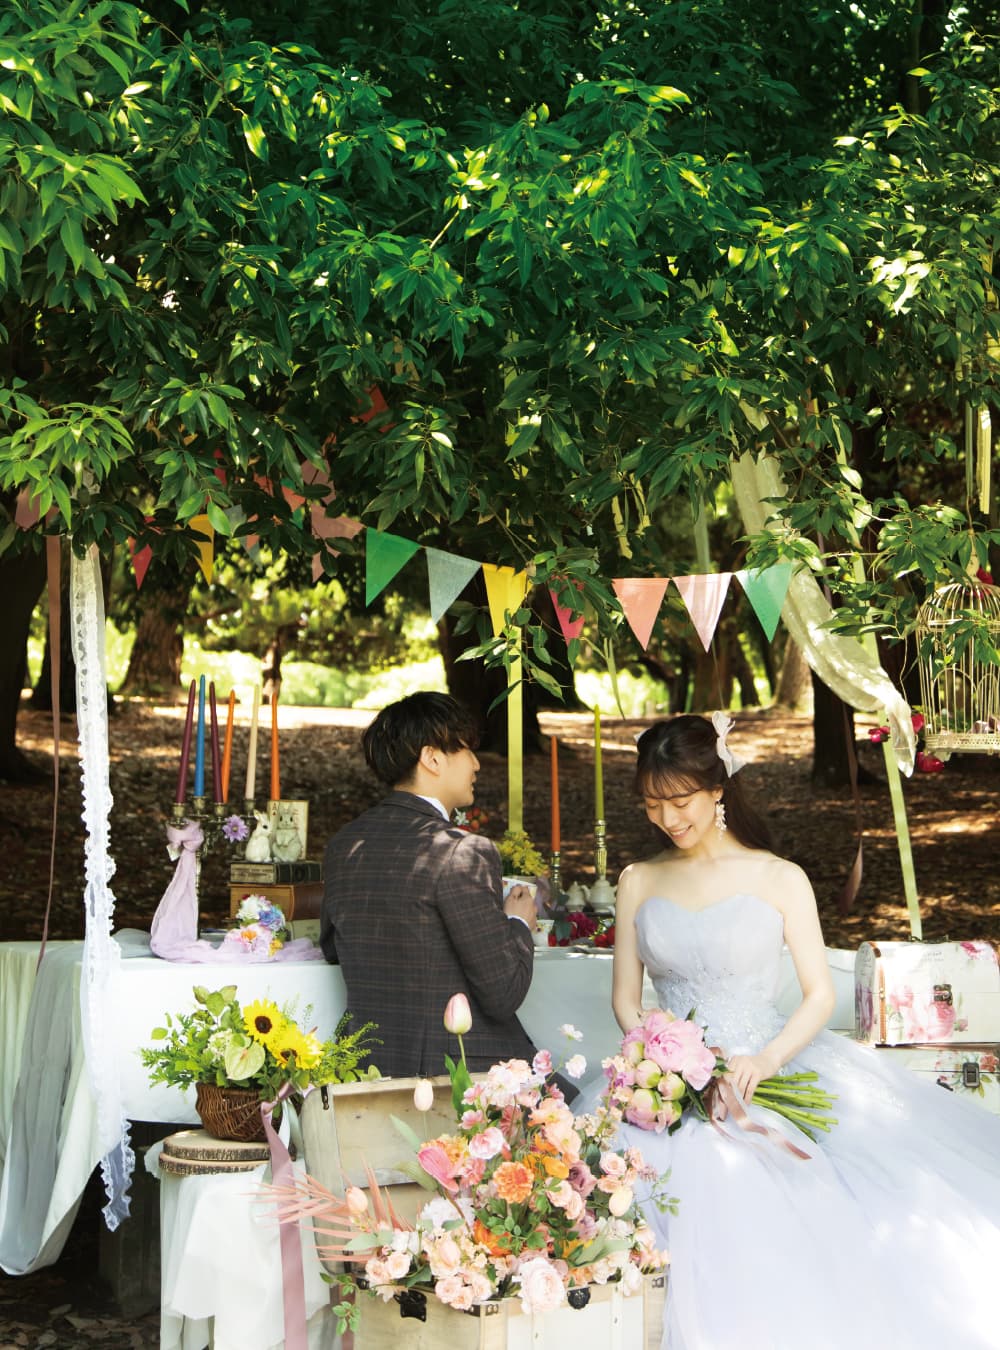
[619,1030,1000,1350]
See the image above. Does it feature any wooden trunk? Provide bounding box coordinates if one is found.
[354,1273,666,1350]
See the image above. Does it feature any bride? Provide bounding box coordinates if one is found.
[611,713,1000,1350]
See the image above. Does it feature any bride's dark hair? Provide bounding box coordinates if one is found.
[635,714,776,852]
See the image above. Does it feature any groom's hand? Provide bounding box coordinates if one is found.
[504,886,538,931]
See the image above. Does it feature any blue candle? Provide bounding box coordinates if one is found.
[193,675,207,798]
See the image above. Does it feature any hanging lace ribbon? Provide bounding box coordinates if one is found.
[71,545,134,1228]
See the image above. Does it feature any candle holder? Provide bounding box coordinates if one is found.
[548,850,563,903]
[168,797,241,904]
[588,818,616,915]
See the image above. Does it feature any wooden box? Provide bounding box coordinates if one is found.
[228,880,323,921]
[299,1075,462,1272]
[354,1272,666,1350]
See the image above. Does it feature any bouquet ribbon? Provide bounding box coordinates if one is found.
[262,1084,309,1350]
[704,1069,811,1162]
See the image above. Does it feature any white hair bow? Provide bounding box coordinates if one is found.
[711,710,746,777]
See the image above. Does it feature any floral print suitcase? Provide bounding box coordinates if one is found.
[873,1044,1000,1114]
[854,940,1000,1046]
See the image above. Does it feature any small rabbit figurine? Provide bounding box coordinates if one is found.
[271,802,303,863]
[244,809,273,862]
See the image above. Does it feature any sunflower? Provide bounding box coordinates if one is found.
[243,999,287,1047]
[271,1024,318,1068]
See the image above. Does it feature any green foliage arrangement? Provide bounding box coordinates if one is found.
[140,985,380,1101]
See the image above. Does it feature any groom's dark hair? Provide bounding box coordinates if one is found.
[635,714,776,853]
[363,691,481,786]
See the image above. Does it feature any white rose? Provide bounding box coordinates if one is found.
[516,1257,567,1315]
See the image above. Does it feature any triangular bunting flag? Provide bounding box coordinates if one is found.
[189,514,215,585]
[365,530,420,605]
[129,540,152,590]
[549,582,585,644]
[736,564,793,642]
[426,548,481,624]
[672,573,732,651]
[482,564,528,636]
[312,510,363,547]
[612,578,669,650]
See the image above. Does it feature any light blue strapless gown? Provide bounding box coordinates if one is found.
[622,894,1000,1350]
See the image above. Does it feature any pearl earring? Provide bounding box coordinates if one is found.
[714,800,727,833]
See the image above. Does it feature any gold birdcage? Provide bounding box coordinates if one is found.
[915,580,1000,760]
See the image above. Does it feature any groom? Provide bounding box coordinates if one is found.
[321,691,543,1078]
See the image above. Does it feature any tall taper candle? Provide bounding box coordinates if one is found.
[193,675,207,798]
[209,681,222,803]
[244,684,260,803]
[270,686,280,802]
[175,679,196,804]
[550,735,561,853]
[221,689,236,802]
[593,707,604,820]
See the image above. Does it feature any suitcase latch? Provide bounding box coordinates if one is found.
[933,983,953,1006]
[962,1061,981,1089]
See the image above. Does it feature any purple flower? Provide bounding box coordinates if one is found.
[222,815,249,843]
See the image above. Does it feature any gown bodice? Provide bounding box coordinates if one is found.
[635,893,787,1055]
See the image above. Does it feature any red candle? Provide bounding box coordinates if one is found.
[209,682,223,803]
[175,679,196,804]
[270,687,280,802]
[550,735,560,853]
[220,690,236,802]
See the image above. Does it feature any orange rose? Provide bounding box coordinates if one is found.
[493,1160,534,1204]
[541,1155,570,1179]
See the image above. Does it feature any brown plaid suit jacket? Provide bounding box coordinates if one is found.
[321,791,538,1077]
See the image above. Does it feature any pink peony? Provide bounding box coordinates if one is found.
[644,1017,716,1090]
[634,1058,662,1089]
[516,1257,567,1315]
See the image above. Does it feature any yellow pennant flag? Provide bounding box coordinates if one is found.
[189,514,215,584]
[482,564,528,636]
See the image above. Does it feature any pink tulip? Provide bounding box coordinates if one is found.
[346,1186,369,1216]
[413,1079,435,1112]
[444,992,472,1035]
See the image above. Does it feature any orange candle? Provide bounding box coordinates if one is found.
[220,689,236,802]
[550,736,560,853]
[270,687,280,802]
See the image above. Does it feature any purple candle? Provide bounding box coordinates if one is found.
[209,682,223,803]
[175,680,196,804]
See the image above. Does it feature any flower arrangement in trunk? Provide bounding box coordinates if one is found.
[274,994,670,1323]
[140,984,380,1102]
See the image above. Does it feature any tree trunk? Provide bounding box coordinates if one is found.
[262,621,302,704]
[775,637,810,710]
[0,545,48,782]
[119,565,191,695]
[810,671,856,786]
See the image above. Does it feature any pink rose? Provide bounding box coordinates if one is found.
[533,1049,553,1075]
[436,1274,474,1310]
[567,1162,597,1197]
[469,1127,504,1160]
[516,1257,567,1315]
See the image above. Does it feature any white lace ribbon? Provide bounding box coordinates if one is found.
[71,545,133,1227]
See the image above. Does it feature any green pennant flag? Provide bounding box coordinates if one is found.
[365,530,420,605]
[736,563,793,641]
[425,548,481,623]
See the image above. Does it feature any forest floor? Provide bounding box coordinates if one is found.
[2,697,1000,1344]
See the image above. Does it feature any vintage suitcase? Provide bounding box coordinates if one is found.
[854,940,1000,1046]
[873,1044,1000,1114]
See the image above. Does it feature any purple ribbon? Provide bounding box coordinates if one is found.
[261,1084,309,1350]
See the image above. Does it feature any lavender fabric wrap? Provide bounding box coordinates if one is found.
[150,820,323,963]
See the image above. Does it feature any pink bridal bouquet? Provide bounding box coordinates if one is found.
[603,1009,837,1143]
[274,997,670,1325]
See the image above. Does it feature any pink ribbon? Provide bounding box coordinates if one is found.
[704,1072,811,1162]
[262,1085,308,1350]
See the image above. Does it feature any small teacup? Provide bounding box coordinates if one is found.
[502,876,538,902]
[533,919,554,947]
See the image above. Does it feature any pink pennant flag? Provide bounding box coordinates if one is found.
[672,573,733,652]
[612,578,669,650]
[549,582,585,644]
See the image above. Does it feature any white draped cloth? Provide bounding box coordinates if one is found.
[730,452,916,774]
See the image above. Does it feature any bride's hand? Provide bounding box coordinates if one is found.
[726,1051,780,1103]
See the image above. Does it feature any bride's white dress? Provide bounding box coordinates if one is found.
[622,894,1000,1350]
